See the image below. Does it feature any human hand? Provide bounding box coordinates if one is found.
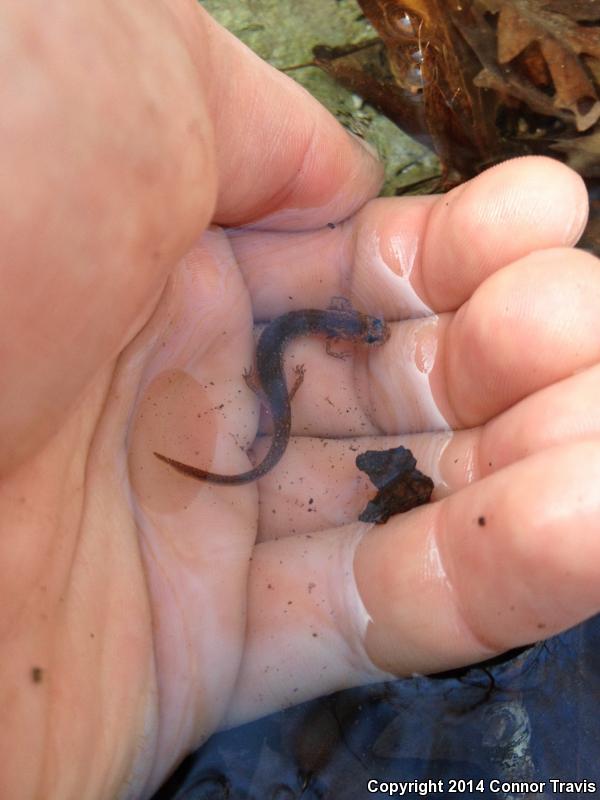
[1,2,598,798]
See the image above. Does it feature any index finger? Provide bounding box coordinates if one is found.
[230,157,589,322]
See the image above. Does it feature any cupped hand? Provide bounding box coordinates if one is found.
[1,2,598,799]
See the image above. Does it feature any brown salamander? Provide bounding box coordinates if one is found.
[153,300,390,485]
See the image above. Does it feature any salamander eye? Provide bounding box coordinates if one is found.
[365,317,388,344]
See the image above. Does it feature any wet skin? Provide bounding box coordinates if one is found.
[154,303,390,484]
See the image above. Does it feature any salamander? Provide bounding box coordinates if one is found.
[153,300,390,485]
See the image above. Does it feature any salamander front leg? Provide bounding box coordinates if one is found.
[325,337,352,360]
[327,296,353,312]
[243,366,269,408]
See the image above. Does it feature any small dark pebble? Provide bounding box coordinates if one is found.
[356,445,433,524]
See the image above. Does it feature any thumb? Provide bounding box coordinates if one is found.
[0,0,215,471]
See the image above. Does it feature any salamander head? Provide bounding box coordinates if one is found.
[361,314,390,345]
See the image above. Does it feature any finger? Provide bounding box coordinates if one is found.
[225,439,600,725]
[195,7,384,229]
[422,364,600,494]
[255,361,600,539]
[420,156,589,311]
[357,439,600,676]
[476,363,600,476]
[230,157,588,320]
[235,243,600,450]
[251,357,600,540]
[364,245,600,435]
[441,246,600,426]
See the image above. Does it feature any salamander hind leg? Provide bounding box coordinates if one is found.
[243,366,269,407]
[289,363,306,400]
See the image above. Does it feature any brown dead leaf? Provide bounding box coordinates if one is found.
[544,1,600,22]
[483,0,600,130]
[358,0,502,179]
[348,0,599,180]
